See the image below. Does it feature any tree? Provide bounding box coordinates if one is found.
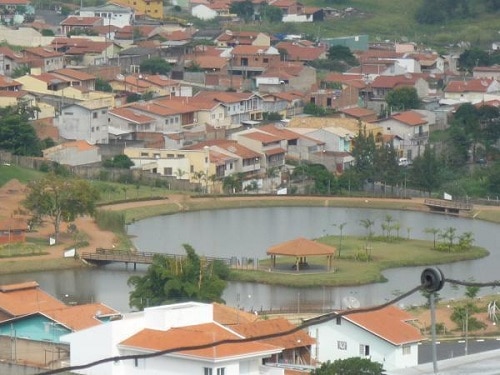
[259,4,282,22]
[23,175,100,242]
[95,78,112,92]
[311,358,384,375]
[127,244,229,310]
[327,45,358,67]
[230,0,255,22]
[11,64,30,78]
[425,227,441,249]
[140,57,171,75]
[352,123,376,184]
[409,146,442,195]
[103,154,134,169]
[303,102,328,117]
[385,87,421,111]
[458,48,492,72]
[0,105,42,156]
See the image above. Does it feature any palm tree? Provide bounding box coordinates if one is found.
[175,168,187,180]
[425,228,441,249]
[333,222,347,258]
[439,227,457,252]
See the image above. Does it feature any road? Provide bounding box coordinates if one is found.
[419,337,500,363]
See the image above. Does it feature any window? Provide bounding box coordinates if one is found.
[91,127,95,132]
[263,58,268,63]
[93,112,98,119]
[217,368,225,375]
[359,344,370,356]
[402,344,411,355]
[204,368,213,375]
[101,110,106,114]
[164,167,173,176]
[190,165,194,173]
[336,316,341,325]
[141,152,149,157]
[337,340,347,350]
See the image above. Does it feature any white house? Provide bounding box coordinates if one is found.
[43,140,101,166]
[306,305,424,372]
[61,302,285,375]
[55,102,109,144]
[191,4,218,20]
[78,3,135,28]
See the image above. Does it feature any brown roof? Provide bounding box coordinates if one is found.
[345,305,423,345]
[267,237,335,257]
[445,79,494,93]
[53,68,96,81]
[232,317,315,350]
[275,41,324,61]
[0,282,66,318]
[0,218,27,231]
[110,107,155,124]
[241,130,281,144]
[60,16,103,26]
[0,75,21,88]
[213,302,259,326]
[391,111,427,126]
[259,124,300,141]
[23,46,63,58]
[43,303,119,331]
[184,140,261,160]
[191,55,228,70]
[371,74,420,89]
[120,322,281,359]
[340,107,377,118]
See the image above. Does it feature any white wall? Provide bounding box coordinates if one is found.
[308,319,419,372]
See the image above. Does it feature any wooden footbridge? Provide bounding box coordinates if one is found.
[81,248,231,270]
[424,199,472,215]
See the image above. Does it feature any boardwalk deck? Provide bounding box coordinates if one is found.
[81,248,231,270]
[424,199,472,215]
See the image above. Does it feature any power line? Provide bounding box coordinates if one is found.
[445,278,500,288]
[36,284,423,375]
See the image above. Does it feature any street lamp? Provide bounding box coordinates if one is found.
[203,146,210,194]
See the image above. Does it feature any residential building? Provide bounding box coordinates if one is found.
[473,65,500,80]
[274,41,326,63]
[0,218,27,244]
[51,38,119,66]
[124,147,212,184]
[112,0,163,19]
[444,78,500,103]
[195,91,264,126]
[375,110,431,160]
[340,107,378,122]
[52,68,97,91]
[255,64,317,93]
[261,91,305,119]
[22,47,64,73]
[232,128,286,169]
[0,74,21,91]
[61,302,285,375]
[0,281,119,368]
[60,16,104,36]
[215,31,271,48]
[0,46,25,76]
[306,305,424,372]
[55,102,110,144]
[77,3,135,28]
[228,45,281,80]
[43,140,101,166]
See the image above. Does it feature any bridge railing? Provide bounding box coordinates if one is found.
[424,199,472,210]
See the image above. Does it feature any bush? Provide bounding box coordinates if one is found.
[94,210,126,233]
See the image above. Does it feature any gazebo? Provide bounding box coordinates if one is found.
[266,237,336,271]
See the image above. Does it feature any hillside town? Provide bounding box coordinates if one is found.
[1,0,500,374]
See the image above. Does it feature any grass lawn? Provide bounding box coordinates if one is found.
[229,235,488,287]
[0,165,44,186]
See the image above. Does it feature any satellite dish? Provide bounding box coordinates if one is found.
[342,296,361,309]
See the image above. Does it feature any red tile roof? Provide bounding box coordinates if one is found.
[213,302,259,326]
[259,124,300,141]
[391,111,427,126]
[232,318,315,349]
[191,55,228,70]
[0,75,21,88]
[184,140,261,159]
[60,16,103,26]
[444,78,495,93]
[241,130,281,144]
[345,305,423,345]
[110,107,155,124]
[53,68,96,81]
[371,74,420,89]
[120,322,281,359]
[267,237,335,257]
[0,282,66,318]
[195,90,255,103]
[23,46,63,58]
[43,303,119,331]
[275,41,325,62]
[340,107,377,118]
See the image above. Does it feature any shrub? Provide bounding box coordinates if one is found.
[94,210,126,233]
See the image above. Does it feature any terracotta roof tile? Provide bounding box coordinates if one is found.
[275,41,325,61]
[213,303,259,326]
[259,124,300,141]
[240,130,281,144]
[120,323,281,359]
[345,305,424,345]
[110,107,155,124]
[340,107,377,118]
[60,16,103,26]
[53,68,96,81]
[267,237,335,257]
[391,111,427,126]
[0,282,66,318]
[445,78,495,93]
[23,47,63,58]
[0,75,21,88]
[232,318,315,349]
[43,303,119,331]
